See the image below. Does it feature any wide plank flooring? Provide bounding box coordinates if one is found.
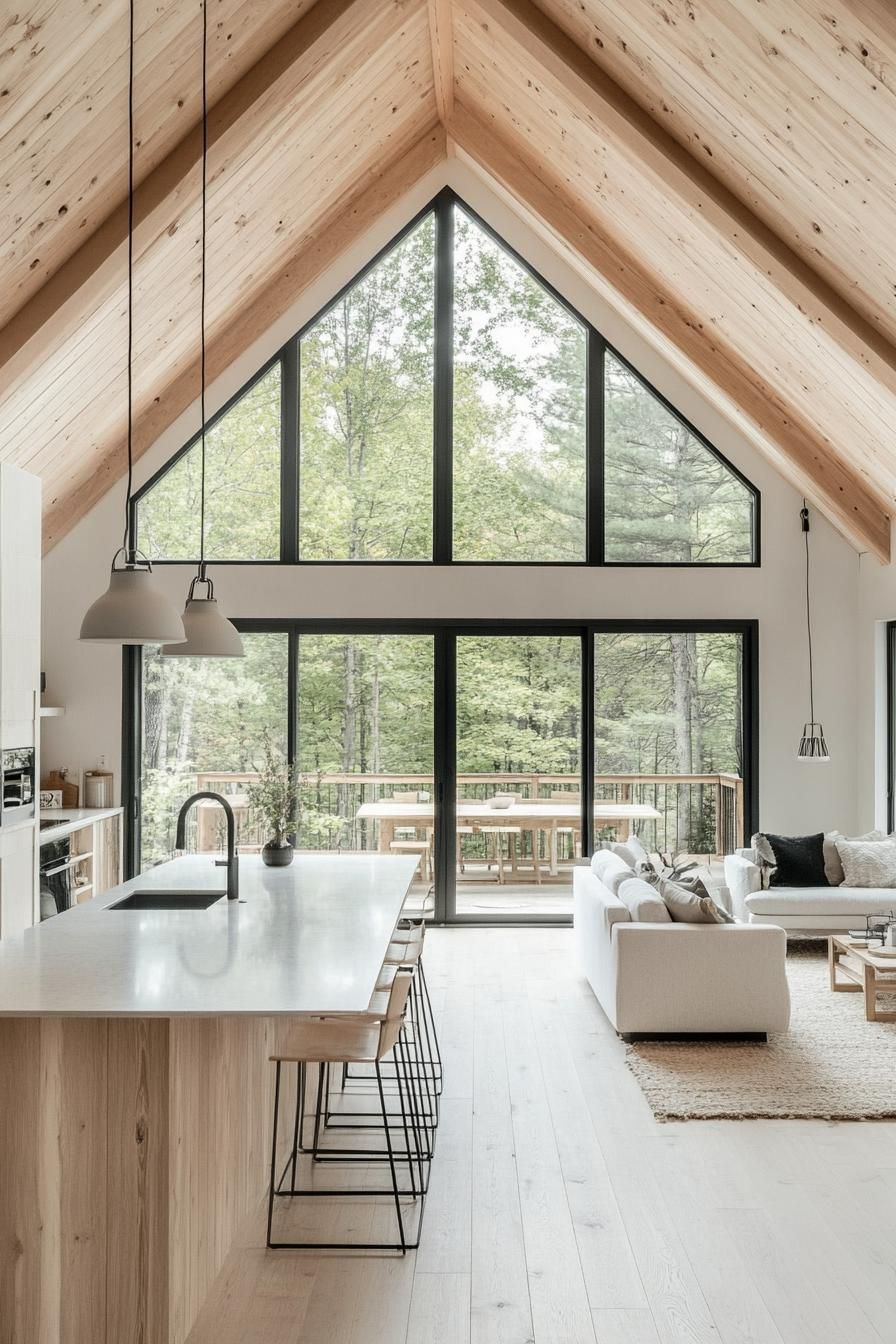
[187,928,896,1344]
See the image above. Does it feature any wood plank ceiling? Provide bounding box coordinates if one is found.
[1,0,894,558]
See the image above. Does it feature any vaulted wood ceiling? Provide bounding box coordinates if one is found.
[2,0,894,558]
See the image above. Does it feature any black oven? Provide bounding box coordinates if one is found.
[2,747,35,822]
[40,837,74,920]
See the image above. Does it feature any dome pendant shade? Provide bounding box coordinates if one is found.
[797,722,830,763]
[80,553,186,645]
[160,572,244,657]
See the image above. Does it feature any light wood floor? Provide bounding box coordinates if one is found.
[187,928,896,1344]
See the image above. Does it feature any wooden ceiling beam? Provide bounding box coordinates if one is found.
[428,0,456,124]
[41,123,447,551]
[0,0,370,402]
[462,0,896,399]
[450,101,891,561]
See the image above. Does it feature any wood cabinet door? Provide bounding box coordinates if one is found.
[93,815,122,897]
[0,824,36,936]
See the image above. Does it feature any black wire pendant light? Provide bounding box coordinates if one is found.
[80,0,186,645]
[162,0,243,658]
[797,502,829,762]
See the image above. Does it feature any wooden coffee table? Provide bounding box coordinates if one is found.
[829,935,896,1022]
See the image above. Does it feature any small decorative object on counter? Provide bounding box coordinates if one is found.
[40,790,63,809]
[247,734,299,868]
[42,768,78,808]
[84,765,114,808]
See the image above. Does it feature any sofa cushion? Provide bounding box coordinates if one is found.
[590,851,635,895]
[766,832,828,887]
[835,837,896,888]
[751,832,777,887]
[617,876,671,923]
[743,885,896,916]
[823,830,884,885]
[649,873,734,924]
[605,840,639,868]
[610,833,654,873]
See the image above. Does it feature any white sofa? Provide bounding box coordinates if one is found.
[573,862,790,1038]
[724,848,896,932]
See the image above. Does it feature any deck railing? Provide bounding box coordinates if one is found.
[188,770,744,858]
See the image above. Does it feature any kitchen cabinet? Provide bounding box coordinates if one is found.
[0,463,41,746]
[0,464,41,938]
[0,824,36,937]
[38,809,124,914]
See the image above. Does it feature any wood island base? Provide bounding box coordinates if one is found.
[0,1014,297,1344]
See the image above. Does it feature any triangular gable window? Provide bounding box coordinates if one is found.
[135,191,757,566]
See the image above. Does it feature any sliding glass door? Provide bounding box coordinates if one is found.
[295,633,436,914]
[138,633,289,868]
[454,633,582,918]
[130,621,755,921]
[594,630,746,860]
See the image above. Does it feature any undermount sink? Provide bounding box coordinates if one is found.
[108,891,224,911]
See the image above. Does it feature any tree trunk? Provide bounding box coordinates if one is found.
[339,641,357,850]
[670,632,698,852]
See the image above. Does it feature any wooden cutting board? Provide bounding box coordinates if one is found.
[41,770,79,808]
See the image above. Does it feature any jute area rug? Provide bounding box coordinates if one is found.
[626,943,896,1121]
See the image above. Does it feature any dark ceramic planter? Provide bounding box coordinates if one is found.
[261,840,294,867]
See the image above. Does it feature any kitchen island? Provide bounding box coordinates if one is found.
[0,852,418,1344]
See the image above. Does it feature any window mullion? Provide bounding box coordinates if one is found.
[281,344,299,563]
[587,330,605,566]
[433,192,454,563]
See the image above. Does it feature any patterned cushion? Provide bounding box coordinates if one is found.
[823,830,884,885]
[835,837,896,889]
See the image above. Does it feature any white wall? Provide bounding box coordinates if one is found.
[855,543,896,830]
[41,159,862,836]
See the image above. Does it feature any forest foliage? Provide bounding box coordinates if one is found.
[136,199,749,869]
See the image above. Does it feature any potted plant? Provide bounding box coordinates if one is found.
[247,736,300,867]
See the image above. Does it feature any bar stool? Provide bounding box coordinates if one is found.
[266,970,426,1253]
[377,919,442,1110]
[336,921,441,1140]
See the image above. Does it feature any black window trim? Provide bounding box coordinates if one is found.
[131,187,761,570]
[123,617,759,926]
[887,619,896,835]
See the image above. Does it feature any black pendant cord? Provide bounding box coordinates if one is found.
[801,501,814,724]
[122,0,136,559]
[198,0,208,582]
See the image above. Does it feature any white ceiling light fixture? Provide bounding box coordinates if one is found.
[80,0,185,647]
[796,502,830,762]
[162,0,243,659]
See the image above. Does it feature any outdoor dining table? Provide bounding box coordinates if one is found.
[355,798,662,877]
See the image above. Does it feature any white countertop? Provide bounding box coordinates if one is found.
[0,853,417,1018]
[39,806,123,843]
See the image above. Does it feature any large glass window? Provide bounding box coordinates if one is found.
[134,621,754,916]
[299,217,435,559]
[137,366,281,560]
[295,634,435,867]
[603,352,755,563]
[453,207,587,560]
[594,630,744,857]
[139,633,289,868]
[456,634,581,916]
[134,191,757,565]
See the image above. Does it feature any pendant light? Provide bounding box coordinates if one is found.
[80,0,186,646]
[162,0,243,659]
[796,502,830,762]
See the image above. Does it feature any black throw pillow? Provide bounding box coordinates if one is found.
[765,832,828,887]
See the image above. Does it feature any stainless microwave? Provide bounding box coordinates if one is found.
[2,747,35,822]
